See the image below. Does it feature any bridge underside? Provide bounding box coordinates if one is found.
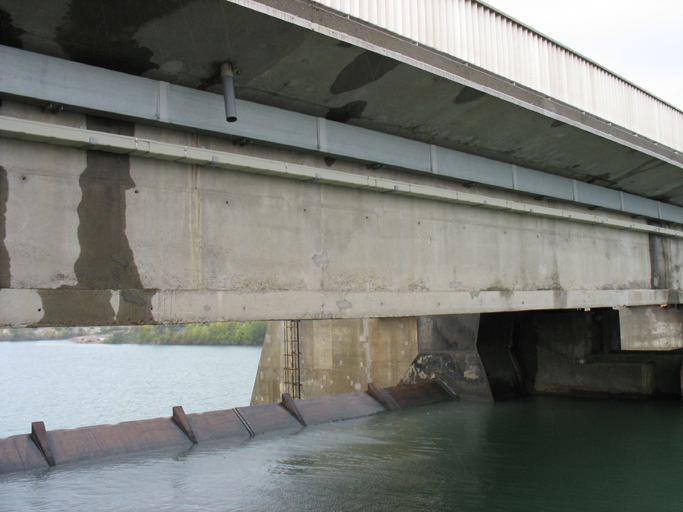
[253,307,683,406]
[1,0,682,203]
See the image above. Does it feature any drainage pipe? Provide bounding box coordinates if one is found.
[221,63,237,123]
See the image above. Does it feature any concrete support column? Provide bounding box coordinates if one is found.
[251,318,417,405]
[400,314,493,400]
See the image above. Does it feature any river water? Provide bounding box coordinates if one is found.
[2,341,683,511]
[0,340,262,438]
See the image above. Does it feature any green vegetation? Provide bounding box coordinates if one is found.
[0,327,86,341]
[106,322,266,346]
[0,322,267,346]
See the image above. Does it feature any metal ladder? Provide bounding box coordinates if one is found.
[283,320,302,399]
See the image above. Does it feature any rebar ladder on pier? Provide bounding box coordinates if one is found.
[283,321,302,399]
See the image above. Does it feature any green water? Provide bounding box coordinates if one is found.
[2,397,683,511]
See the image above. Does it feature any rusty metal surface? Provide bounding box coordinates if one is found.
[435,377,461,400]
[30,421,55,467]
[295,392,386,425]
[367,383,400,411]
[185,410,251,443]
[236,403,303,435]
[385,381,455,408]
[0,434,49,474]
[48,418,191,466]
[172,406,198,444]
[0,381,456,475]
[281,393,307,426]
[233,408,257,437]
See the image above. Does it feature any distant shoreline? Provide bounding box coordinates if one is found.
[1,322,266,346]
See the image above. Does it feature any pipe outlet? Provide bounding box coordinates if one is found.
[221,62,237,123]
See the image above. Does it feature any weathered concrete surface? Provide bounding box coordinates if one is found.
[1,99,680,327]
[475,312,527,400]
[400,315,492,400]
[398,309,682,400]
[513,309,675,398]
[251,318,417,404]
[535,348,655,398]
[251,322,285,405]
[620,306,683,351]
[254,308,683,403]
[585,352,683,397]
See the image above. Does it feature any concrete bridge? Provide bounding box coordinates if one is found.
[1,0,683,403]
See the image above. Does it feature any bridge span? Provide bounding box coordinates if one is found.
[1,0,683,403]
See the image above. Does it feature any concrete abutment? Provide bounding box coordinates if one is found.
[252,307,683,404]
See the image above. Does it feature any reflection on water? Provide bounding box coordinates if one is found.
[0,340,262,437]
[2,398,683,512]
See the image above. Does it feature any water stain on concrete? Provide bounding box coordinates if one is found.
[311,252,328,269]
[72,119,142,291]
[648,229,667,290]
[0,166,10,288]
[553,289,568,309]
[619,158,666,182]
[55,0,198,75]
[330,51,399,95]
[38,116,156,325]
[0,6,25,48]
[453,86,486,105]
[325,100,367,124]
[38,290,117,327]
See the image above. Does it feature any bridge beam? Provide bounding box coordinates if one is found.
[1,98,682,327]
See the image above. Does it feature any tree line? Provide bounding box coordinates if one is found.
[0,322,267,346]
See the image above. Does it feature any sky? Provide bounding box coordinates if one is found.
[483,0,683,110]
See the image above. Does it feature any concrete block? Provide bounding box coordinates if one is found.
[620,306,683,351]
[535,346,655,397]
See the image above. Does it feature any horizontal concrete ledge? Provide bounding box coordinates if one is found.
[0,382,454,475]
[0,288,672,327]
[0,115,681,239]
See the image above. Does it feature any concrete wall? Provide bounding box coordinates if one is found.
[251,318,417,404]
[0,99,680,327]
[620,306,683,350]
[513,309,682,398]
